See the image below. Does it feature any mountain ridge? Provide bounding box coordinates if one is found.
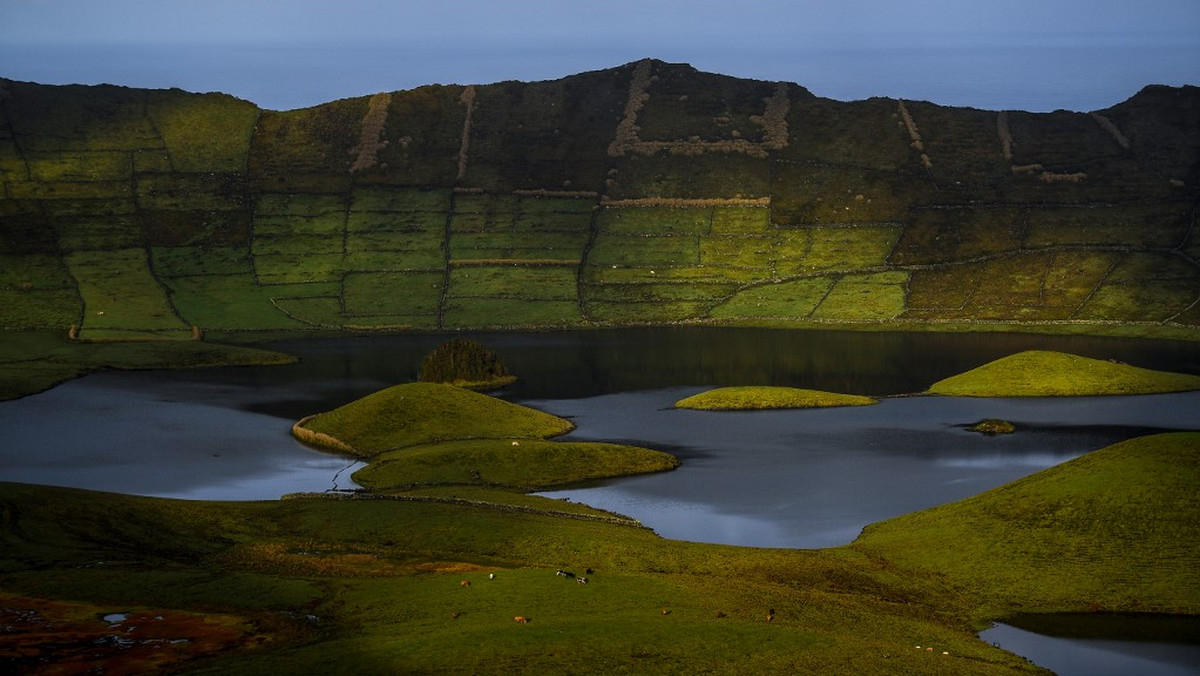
[1,59,1197,338]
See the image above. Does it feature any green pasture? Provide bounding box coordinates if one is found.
[810,271,908,321]
[710,206,771,234]
[343,248,446,272]
[0,329,294,400]
[448,231,587,261]
[144,89,259,173]
[798,225,902,273]
[927,350,1200,397]
[443,297,582,329]
[352,186,456,212]
[152,246,254,277]
[699,235,776,268]
[0,287,79,329]
[855,432,1200,617]
[607,153,773,200]
[0,252,74,289]
[343,271,443,317]
[253,213,346,238]
[26,150,130,183]
[890,207,1025,266]
[675,386,877,410]
[1023,204,1192,249]
[597,207,713,236]
[586,235,701,268]
[447,265,578,300]
[161,275,314,330]
[4,405,1196,673]
[295,382,575,457]
[66,248,192,337]
[345,209,446,233]
[584,299,712,324]
[591,264,765,285]
[253,252,345,285]
[771,162,929,225]
[710,277,834,320]
[354,439,678,491]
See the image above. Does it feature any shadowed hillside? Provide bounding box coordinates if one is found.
[2,60,1197,338]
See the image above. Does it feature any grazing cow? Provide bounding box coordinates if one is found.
[488,573,495,580]
[576,576,588,585]
[661,609,671,615]
[556,569,575,579]
[513,616,530,623]
[460,580,471,587]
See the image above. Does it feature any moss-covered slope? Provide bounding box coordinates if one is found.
[2,63,1198,338]
[927,349,1200,396]
[854,432,1200,618]
[675,386,877,410]
[293,381,574,457]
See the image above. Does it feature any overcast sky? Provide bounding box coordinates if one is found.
[2,0,1198,111]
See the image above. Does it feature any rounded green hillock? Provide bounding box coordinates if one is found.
[927,350,1200,397]
[293,382,573,457]
[855,432,1200,614]
[675,386,877,410]
[967,419,1016,435]
[354,438,680,491]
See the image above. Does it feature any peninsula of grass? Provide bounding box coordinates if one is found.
[927,350,1200,397]
[0,330,297,400]
[293,382,575,457]
[354,438,679,492]
[854,432,1200,619]
[675,385,877,410]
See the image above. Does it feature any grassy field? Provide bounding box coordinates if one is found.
[854,432,1200,619]
[675,386,877,410]
[2,71,1199,337]
[294,382,576,457]
[354,439,679,491]
[0,329,296,400]
[927,350,1200,396]
[2,417,1195,673]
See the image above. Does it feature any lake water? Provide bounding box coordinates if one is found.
[980,614,1200,676]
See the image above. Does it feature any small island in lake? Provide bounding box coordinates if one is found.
[675,386,877,410]
[927,350,1200,397]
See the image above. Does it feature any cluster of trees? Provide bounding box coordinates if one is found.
[418,338,514,388]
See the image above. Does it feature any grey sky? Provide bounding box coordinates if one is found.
[1,0,1198,111]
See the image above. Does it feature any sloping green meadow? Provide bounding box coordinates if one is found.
[1,64,1196,344]
[927,350,1200,396]
[3,377,1196,673]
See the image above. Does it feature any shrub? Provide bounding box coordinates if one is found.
[418,338,515,388]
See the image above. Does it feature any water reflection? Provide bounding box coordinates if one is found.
[981,615,1200,676]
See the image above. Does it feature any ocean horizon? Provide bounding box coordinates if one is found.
[2,35,1198,113]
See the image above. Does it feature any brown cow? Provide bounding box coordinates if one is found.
[513,616,530,623]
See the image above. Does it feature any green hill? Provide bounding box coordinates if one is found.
[854,432,1200,618]
[927,349,1200,396]
[293,381,574,456]
[1,61,1198,339]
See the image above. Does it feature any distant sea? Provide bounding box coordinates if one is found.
[2,35,1197,112]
